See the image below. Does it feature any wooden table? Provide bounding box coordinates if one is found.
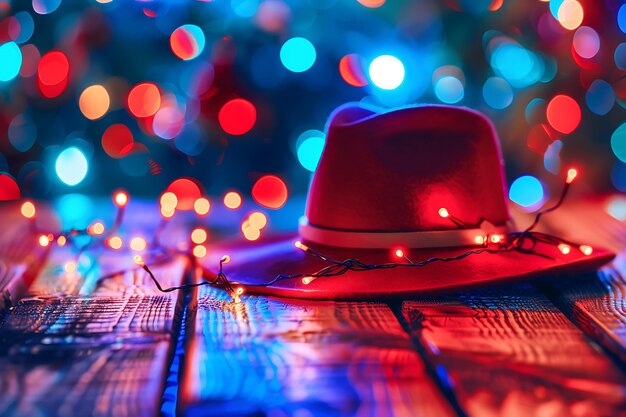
[1,197,626,417]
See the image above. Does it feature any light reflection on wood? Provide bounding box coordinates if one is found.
[403,284,626,417]
[180,286,454,417]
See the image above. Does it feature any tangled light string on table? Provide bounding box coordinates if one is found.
[20,168,594,302]
[130,168,595,298]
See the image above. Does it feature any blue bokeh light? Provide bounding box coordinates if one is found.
[297,130,325,172]
[369,55,405,90]
[14,12,35,44]
[8,113,37,152]
[611,161,626,192]
[483,77,513,110]
[231,0,259,18]
[619,4,626,34]
[0,42,22,82]
[32,0,62,15]
[544,140,562,174]
[434,76,464,104]
[55,147,88,186]
[611,122,626,163]
[550,0,565,19]
[490,43,542,88]
[586,79,615,116]
[615,43,626,70]
[56,194,94,230]
[280,37,316,73]
[509,175,545,209]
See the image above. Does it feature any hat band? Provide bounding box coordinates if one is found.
[299,219,510,249]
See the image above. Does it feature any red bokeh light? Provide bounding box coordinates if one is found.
[37,50,69,98]
[218,99,257,135]
[546,94,581,135]
[19,44,40,78]
[128,82,161,118]
[102,124,134,159]
[165,178,202,211]
[339,54,368,87]
[252,175,288,209]
[170,27,195,60]
[0,173,20,201]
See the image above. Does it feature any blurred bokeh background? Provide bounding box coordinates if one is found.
[1,0,625,218]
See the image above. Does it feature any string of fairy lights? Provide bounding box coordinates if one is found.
[19,168,595,302]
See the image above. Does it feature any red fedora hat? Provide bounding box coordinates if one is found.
[206,103,614,300]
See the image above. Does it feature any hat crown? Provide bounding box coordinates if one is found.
[305,104,510,233]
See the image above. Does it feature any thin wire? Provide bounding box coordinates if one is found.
[138,175,580,296]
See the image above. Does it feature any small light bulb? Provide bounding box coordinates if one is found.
[302,276,316,285]
[295,241,309,251]
[395,249,404,258]
[558,243,571,255]
[566,168,577,184]
[475,235,485,245]
[20,201,36,219]
[133,255,144,266]
[38,235,49,247]
[580,245,593,256]
[221,255,231,264]
[89,222,105,236]
[114,191,128,207]
[490,234,502,244]
[235,287,244,296]
[438,208,449,218]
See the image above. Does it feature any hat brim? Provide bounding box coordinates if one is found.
[202,234,614,300]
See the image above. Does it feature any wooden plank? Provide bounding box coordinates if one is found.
[533,196,626,371]
[180,286,455,417]
[0,203,54,311]
[0,245,188,417]
[402,283,626,417]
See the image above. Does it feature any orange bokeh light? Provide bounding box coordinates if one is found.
[248,212,267,229]
[20,201,36,219]
[558,0,584,31]
[224,192,242,209]
[356,0,385,8]
[128,82,161,118]
[194,197,210,215]
[191,228,208,244]
[192,245,207,258]
[79,84,110,120]
[130,236,147,251]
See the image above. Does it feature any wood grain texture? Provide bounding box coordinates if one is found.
[402,283,626,417]
[0,203,54,311]
[534,196,626,372]
[180,286,455,417]
[0,247,188,417]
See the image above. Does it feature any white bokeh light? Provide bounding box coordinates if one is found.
[368,55,405,90]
